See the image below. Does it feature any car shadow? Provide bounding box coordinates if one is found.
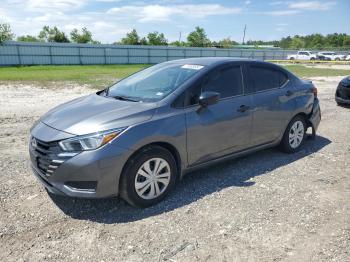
[49,135,331,224]
[337,103,350,109]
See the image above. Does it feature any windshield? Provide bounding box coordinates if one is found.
[106,63,204,102]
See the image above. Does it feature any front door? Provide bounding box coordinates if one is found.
[185,63,253,166]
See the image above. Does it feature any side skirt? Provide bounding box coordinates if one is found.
[181,140,280,178]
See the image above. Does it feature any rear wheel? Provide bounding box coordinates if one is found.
[280,116,307,153]
[119,146,177,207]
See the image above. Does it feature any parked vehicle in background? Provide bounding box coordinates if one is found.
[345,54,350,61]
[335,76,350,105]
[287,51,317,60]
[29,58,321,207]
[317,52,346,61]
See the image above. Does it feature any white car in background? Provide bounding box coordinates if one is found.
[287,51,317,60]
[317,52,346,61]
[345,54,350,61]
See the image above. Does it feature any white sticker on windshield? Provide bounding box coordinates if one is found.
[181,64,204,70]
[156,92,163,96]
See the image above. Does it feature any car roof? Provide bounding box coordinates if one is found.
[164,57,256,66]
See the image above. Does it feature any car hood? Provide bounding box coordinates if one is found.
[40,93,157,135]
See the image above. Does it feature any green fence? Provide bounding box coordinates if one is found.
[1,41,348,66]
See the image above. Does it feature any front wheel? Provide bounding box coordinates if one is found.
[279,116,307,153]
[120,146,177,207]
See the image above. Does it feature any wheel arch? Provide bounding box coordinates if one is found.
[286,112,316,139]
[279,111,309,142]
[149,142,182,178]
[293,112,313,128]
[120,141,183,187]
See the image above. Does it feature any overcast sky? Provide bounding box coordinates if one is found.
[0,0,348,43]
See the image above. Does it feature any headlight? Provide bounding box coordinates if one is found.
[59,127,127,152]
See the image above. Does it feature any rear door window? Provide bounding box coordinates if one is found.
[249,65,288,92]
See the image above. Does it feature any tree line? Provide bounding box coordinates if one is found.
[1,23,349,50]
[0,24,100,44]
[246,34,350,50]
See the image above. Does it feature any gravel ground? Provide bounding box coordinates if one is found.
[0,77,349,262]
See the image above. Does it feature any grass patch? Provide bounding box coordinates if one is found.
[283,64,350,78]
[0,64,149,88]
[0,64,349,88]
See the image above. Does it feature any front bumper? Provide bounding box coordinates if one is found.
[29,122,134,198]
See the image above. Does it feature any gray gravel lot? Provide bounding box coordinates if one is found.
[0,77,349,261]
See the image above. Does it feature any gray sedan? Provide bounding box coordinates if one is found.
[29,58,321,207]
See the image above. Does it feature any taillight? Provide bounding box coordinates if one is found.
[311,86,318,98]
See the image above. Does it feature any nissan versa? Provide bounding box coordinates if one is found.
[29,58,321,207]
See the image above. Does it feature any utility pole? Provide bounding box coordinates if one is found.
[242,24,247,45]
[178,31,182,42]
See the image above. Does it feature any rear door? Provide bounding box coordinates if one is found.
[247,62,296,146]
[185,62,253,165]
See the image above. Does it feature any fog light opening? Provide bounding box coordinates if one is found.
[65,181,97,192]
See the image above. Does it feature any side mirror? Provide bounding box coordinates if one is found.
[198,91,220,107]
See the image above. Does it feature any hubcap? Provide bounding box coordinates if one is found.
[289,120,304,149]
[134,158,171,200]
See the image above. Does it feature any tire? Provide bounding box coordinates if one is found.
[310,57,315,61]
[335,58,340,61]
[119,145,178,208]
[289,57,295,60]
[279,116,307,153]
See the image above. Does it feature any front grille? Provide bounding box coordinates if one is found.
[31,138,69,177]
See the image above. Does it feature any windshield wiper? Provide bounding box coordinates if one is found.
[112,95,139,102]
[105,87,110,96]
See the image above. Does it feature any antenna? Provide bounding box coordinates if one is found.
[242,24,247,45]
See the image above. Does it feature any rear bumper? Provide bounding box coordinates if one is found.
[308,98,321,135]
[335,83,350,103]
[335,96,350,104]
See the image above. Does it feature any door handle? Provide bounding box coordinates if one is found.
[237,105,250,112]
[285,90,294,96]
